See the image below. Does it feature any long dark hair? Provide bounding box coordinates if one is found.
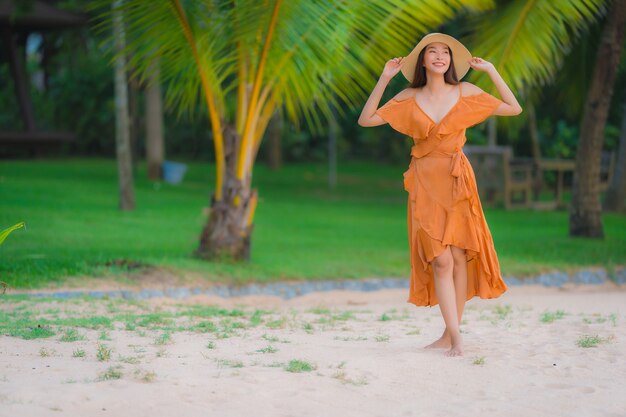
[410,45,459,88]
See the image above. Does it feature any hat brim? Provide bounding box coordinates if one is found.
[400,33,472,83]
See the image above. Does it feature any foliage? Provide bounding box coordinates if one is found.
[467,0,606,91]
[91,0,493,200]
[0,1,622,165]
[0,222,25,294]
[0,222,25,246]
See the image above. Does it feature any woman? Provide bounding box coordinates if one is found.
[358,33,522,357]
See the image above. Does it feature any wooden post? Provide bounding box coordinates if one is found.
[146,58,164,180]
[2,27,36,131]
[113,0,135,210]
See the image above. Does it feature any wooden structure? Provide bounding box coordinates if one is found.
[464,145,617,211]
[0,0,86,151]
[463,145,534,210]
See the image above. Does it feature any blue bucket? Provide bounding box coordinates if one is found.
[162,161,188,184]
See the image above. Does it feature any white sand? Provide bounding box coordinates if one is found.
[1,284,625,417]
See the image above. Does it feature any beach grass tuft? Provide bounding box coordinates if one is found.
[96,343,112,361]
[285,359,316,373]
[541,310,566,323]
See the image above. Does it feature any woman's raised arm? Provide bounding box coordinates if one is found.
[468,57,523,116]
[358,57,404,127]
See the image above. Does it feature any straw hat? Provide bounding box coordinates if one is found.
[400,33,472,83]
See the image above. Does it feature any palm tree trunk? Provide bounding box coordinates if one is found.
[328,106,338,189]
[113,0,135,211]
[196,125,256,260]
[128,75,140,174]
[527,100,543,199]
[604,102,626,211]
[266,110,282,170]
[146,58,164,181]
[569,0,626,238]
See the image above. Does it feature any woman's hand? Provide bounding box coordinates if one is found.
[381,57,404,80]
[468,57,495,73]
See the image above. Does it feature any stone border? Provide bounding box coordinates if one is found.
[5,268,625,301]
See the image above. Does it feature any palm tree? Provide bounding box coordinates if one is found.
[570,0,626,237]
[112,0,135,211]
[96,0,613,260]
[464,0,612,223]
[604,101,626,212]
[95,0,492,260]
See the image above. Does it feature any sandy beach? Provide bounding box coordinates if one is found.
[1,283,625,417]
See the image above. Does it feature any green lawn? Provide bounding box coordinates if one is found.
[1,159,624,289]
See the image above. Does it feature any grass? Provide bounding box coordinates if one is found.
[1,159,625,289]
[7,325,56,340]
[60,328,86,342]
[493,305,513,320]
[576,334,608,348]
[154,332,172,345]
[255,345,278,353]
[374,334,390,342]
[332,370,368,386]
[541,310,566,323]
[98,366,122,381]
[473,356,486,365]
[217,359,244,368]
[96,343,112,361]
[285,359,315,373]
[72,348,86,358]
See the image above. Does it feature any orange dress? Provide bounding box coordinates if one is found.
[375,85,508,307]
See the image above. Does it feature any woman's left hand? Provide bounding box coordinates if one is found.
[468,57,495,73]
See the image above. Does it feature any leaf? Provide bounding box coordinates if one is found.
[466,0,606,91]
[0,222,25,246]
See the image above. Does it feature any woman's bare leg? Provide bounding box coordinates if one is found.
[422,247,464,356]
[424,246,467,356]
[451,245,468,325]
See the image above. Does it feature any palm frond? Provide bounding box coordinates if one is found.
[466,0,606,91]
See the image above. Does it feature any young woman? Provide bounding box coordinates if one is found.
[358,33,522,357]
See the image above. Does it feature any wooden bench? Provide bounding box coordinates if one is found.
[0,131,75,156]
[463,145,533,210]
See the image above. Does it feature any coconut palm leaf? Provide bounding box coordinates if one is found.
[465,0,606,92]
[0,222,25,246]
[94,0,492,194]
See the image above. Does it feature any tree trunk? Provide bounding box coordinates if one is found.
[146,58,164,180]
[328,107,338,189]
[128,76,140,173]
[604,102,626,211]
[266,110,282,170]
[196,125,256,261]
[113,0,135,211]
[527,100,543,200]
[569,0,626,238]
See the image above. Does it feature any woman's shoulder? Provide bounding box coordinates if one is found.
[390,87,418,102]
[460,82,486,97]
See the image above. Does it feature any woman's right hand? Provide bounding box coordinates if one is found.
[381,57,404,79]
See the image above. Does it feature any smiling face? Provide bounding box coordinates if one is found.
[410,41,458,88]
[422,42,451,74]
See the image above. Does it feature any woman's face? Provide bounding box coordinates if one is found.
[422,42,451,74]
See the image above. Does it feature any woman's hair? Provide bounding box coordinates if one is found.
[410,45,459,88]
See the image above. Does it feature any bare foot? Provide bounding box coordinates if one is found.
[444,334,464,357]
[423,332,451,349]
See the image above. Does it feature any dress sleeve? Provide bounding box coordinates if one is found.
[375,98,414,137]
[461,92,503,128]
